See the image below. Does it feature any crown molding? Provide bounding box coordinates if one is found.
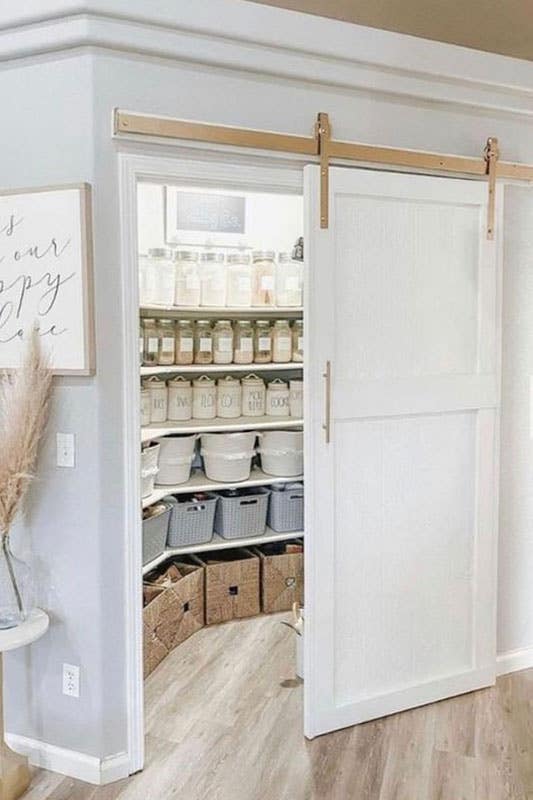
[1,1,533,119]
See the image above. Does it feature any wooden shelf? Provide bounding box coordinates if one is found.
[142,528,304,576]
[142,415,303,442]
[140,305,303,319]
[142,467,304,509]
[140,362,303,376]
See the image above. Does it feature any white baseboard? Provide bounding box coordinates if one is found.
[5,733,130,785]
[496,646,533,676]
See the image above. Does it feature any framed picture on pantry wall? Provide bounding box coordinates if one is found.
[164,185,247,248]
[0,183,95,375]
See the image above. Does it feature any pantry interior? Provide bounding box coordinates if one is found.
[137,178,306,683]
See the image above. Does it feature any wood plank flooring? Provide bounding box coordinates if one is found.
[21,614,533,799]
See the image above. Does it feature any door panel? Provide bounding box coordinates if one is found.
[304,166,500,738]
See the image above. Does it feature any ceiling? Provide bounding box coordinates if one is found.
[247,0,533,61]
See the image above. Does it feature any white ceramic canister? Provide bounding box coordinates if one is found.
[143,376,168,423]
[167,376,192,422]
[289,379,303,418]
[266,378,290,417]
[140,387,151,427]
[217,376,242,419]
[241,373,266,417]
[192,375,217,420]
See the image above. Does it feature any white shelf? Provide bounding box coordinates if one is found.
[142,528,304,576]
[141,305,303,319]
[140,362,303,376]
[142,415,303,442]
[142,467,304,509]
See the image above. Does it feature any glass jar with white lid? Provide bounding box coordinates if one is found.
[272,319,292,363]
[194,320,213,365]
[147,248,175,306]
[276,252,303,307]
[213,320,234,365]
[200,252,226,306]
[234,320,254,364]
[252,250,276,307]
[254,320,272,364]
[142,318,159,366]
[157,319,176,366]
[291,319,304,362]
[226,252,252,307]
[174,250,200,307]
[175,319,194,365]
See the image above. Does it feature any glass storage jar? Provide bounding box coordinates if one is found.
[139,321,144,366]
[139,253,158,305]
[213,320,234,365]
[266,378,290,417]
[142,318,159,366]
[241,374,266,417]
[217,376,242,419]
[167,376,192,421]
[252,250,276,307]
[291,319,304,362]
[234,320,254,364]
[226,252,252,307]
[192,375,217,420]
[272,319,292,363]
[140,386,151,427]
[174,250,200,307]
[174,319,194,365]
[157,319,176,365]
[289,379,303,418]
[148,248,175,306]
[200,252,226,306]
[276,253,303,307]
[194,320,213,365]
[254,320,272,363]
[143,376,168,423]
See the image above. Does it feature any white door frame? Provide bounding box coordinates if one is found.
[118,149,304,774]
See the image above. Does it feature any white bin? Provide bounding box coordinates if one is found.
[153,434,197,485]
[141,442,160,498]
[200,431,257,482]
[258,429,303,477]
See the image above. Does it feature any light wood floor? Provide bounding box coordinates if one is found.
[22,614,533,799]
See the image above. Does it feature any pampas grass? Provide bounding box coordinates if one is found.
[0,330,52,538]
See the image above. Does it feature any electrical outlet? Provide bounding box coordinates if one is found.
[56,433,76,468]
[62,663,80,698]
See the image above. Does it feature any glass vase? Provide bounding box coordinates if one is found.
[0,534,32,629]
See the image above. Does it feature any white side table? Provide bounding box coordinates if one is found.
[0,610,49,800]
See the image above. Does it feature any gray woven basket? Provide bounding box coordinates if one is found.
[267,483,304,532]
[165,493,217,547]
[142,503,172,565]
[214,488,270,540]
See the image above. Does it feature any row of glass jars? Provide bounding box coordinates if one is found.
[141,375,303,424]
[139,248,303,308]
[141,318,303,367]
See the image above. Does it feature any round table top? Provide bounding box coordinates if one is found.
[0,609,49,653]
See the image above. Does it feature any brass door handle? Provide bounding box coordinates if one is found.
[322,360,331,444]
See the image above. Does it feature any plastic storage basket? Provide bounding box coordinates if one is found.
[141,443,160,499]
[267,483,304,532]
[154,434,197,485]
[200,431,257,482]
[165,493,217,548]
[214,488,270,540]
[142,502,172,565]
[258,429,303,477]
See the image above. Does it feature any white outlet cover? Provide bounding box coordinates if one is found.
[56,433,75,468]
[62,663,80,698]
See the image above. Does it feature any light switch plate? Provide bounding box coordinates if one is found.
[56,433,75,468]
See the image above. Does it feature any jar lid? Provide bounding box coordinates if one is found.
[148,247,170,258]
[252,250,275,262]
[174,250,198,262]
[242,374,264,384]
[200,252,224,263]
[196,320,211,325]
[193,375,216,386]
[178,319,192,326]
[268,379,288,389]
[255,320,270,326]
[168,376,191,387]
[227,252,251,265]
[274,319,290,325]
[237,320,252,325]
[142,376,165,387]
[143,318,156,324]
[215,319,232,325]
[218,376,240,385]
[159,318,175,325]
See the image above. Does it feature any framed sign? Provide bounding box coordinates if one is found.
[0,183,95,375]
[165,186,247,247]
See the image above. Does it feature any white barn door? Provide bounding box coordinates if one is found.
[304,166,500,738]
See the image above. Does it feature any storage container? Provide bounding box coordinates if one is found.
[174,250,200,306]
[214,488,270,539]
[142,318,159,366]
[139,253,158,306]
[167,376,192,422]
[241,374,266,417]
[291,319,304,362]
[200,431,256,482]
[148,247,175,306]
[175,320,194,365]
[266,378,290,417]
[213,320,234,365]
[157,319,176,365]
[289,379,303,418]
[216,376,242,419]
[234,320,254,364]
[267,483,304,532]
[192,375,217,420]
[253,540,304,613]
[142,501,172,565]
[258,429,303,477]
[272,319,292,363]
[275,252,303,307]
[153,434,196,485]
[140,387,151,427]
[227,252,252,307]
[252,250,275,307]
[253,320,272,363]
[200,252,226,306]
[194,320,213,365]
[143,584,168,678]
[141,442,160,498]
[143,375,168,423]
[193,548,260,624]
[165,493,217,547]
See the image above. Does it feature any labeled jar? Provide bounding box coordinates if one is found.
[217,376,242,419]
[142,318,159,366]
[252,250,276,307]
[192,375,217,420]
[227,252,252,307]
[167,376,192,422]
[194,320,213,365]
[254,320,272,363]
[241,374,266,417]
[157,319,176,365]
[148,248,175,306]
[140,387,151,427]
[200,252,226,306]
[289,379,303,418]
[292,319,303,363]
[272,319,292,363]
[234,320,254,364]
[276,253,303,307]
[143,376,168,423]
[175,319,194,365]
[266,379,290,417]
[213,320,234,365]
[174,250,200,307]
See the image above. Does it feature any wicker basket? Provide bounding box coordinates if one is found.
[214,488,270,540]
[142,503,172,566]
[193,548,260,624]
[267,483,304,532]
[253,540,304,613]
[165,493,217,548]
